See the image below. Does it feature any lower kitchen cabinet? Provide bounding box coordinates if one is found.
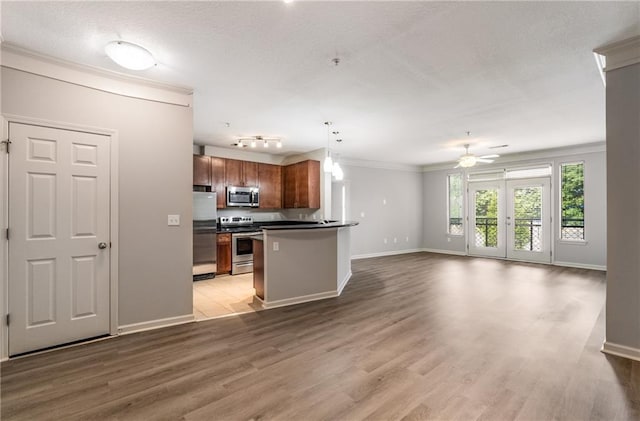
[217,233,231,274]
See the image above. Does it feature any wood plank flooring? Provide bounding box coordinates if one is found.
[2,252,639,420]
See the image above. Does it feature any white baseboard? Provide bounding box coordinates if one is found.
[337,271,352,295]
[422,248,467,256]
[601,341,640,362]
[118,314,195,335]
[351,248,425,260]
[260,290,339,310]
[554,261,607,271]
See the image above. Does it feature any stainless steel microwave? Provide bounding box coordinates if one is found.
[226,186,259,207]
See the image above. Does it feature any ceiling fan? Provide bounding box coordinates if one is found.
[454,143,500,168]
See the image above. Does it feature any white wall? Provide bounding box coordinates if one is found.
[2,67,194,327]
[422,147,607,268]
[604,60,640,354]
[342,162,424,258]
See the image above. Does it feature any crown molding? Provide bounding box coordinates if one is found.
[421,141,606,172]
[339,157,422,172]
[1,42,193,106]
[594,35,640,72]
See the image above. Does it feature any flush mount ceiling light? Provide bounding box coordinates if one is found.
[232,135,282,149]
[105,41,156,71]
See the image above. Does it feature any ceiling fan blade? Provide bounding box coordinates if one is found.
[479,154,500,159]
[454,163,461,169]
[477,158,494,163]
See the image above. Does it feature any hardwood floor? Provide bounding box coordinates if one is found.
[193,274,259,319]
[2,253,639,420]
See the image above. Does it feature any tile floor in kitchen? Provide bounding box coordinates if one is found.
[192,273,260,320]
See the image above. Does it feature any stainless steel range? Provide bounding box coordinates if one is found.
[219,216,261,275]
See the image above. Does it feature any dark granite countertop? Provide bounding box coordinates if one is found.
[260,220,359,230]
[216,220,358,234]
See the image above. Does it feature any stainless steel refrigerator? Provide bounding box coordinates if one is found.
[193,192,217,279]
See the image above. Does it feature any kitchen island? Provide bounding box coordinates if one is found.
[252,221,358,309]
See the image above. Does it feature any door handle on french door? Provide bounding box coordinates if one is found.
[98,242,107,250]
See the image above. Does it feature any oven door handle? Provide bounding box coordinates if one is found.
[233,232,262,238]
[234,262,253,267]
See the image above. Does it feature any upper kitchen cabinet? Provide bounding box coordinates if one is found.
[258,163,282,209]
[211,157,226,208]
[225,159,258,187]
[193,155,211,186]
[283,160,320,209]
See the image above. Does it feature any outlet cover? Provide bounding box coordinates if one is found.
[168,215,180,226]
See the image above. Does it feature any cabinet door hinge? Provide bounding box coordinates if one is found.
[5,228,9,240]
[6,314,10,326]
[1,139,11,154]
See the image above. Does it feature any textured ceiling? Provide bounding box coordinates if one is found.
[1,1,639,165]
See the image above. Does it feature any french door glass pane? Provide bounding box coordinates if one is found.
[513,186,542,251]
[474,189,498,248]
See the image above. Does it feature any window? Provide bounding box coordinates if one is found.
[505,165,552,179]
[560,162,585,240]
[448,173,463,235]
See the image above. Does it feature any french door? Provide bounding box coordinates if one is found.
[468,181,505,258]
[468,177,551,263]
[505,178,551,263]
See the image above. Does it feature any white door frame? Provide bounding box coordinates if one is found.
[467,175,552,264]
[506,177,552,263]
[468,180,506,258]
[1,114,119,360]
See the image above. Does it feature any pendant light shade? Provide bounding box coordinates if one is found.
[105,41,156,71]
[324,155,333,172]
[332,162,344,181]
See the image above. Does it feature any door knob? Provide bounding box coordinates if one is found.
[98,242,108,249]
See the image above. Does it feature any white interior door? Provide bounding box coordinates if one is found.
[506,178,551,263]
[8,123,110,356]
[468,181,505,258]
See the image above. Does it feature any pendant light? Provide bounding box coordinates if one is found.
[323,122,333,172]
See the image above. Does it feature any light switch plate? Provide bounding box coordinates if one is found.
[273,241,279,251]
[168,215,180,226]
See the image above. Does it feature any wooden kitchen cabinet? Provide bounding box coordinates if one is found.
[225,159,258,187]
[216,233,231,275]
[283,164,297,208]
[211,157,226,208]
[283,160,320,209]
[193,155,211,186]
[258,163,282,209]
[243,161,258,186]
